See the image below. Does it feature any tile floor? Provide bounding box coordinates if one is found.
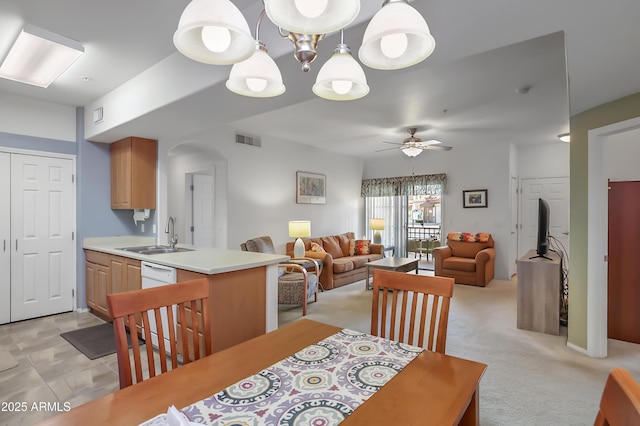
[0,312,121,425]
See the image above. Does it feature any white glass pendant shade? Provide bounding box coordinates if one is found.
[226,44,285,98]
[265,0,360,34]
[174,0,254,65]
[313,47,369,101]
[402,146,422,157]
[359,1,435,70]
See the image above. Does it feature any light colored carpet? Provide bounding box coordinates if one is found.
[0,351,18,372]
[278,274,640,426]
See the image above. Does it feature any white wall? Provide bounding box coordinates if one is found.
[0,92,76,142]
[364,141,512,279]
[363,141,570,281]
[517,142,569,178]
[159,126,365,254]
[605,127,640,181]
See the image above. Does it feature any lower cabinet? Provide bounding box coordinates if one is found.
[85,250,141,321]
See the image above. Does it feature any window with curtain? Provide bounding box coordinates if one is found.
[362,174,446,257]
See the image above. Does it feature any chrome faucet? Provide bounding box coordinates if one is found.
[165,216,178,249]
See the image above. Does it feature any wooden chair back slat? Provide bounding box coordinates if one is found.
[595,368,640,426]
[107,278,212,389]
[371,270,454,353]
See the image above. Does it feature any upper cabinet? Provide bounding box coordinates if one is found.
[111,136,157,209]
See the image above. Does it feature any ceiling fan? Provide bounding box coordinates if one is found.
[376,127,453,157]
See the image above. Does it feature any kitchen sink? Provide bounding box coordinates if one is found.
[117,245,194,255]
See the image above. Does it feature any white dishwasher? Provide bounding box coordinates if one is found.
[141,261,177,351]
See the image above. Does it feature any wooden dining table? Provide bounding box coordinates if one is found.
[38,319,487,425]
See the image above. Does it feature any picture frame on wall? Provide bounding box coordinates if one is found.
[296,171,326,204]
[463,189,488,208]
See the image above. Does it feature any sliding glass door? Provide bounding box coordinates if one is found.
[362,174,446,259]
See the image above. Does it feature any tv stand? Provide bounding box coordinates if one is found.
[517,249,562,335]
[528,253,553,261]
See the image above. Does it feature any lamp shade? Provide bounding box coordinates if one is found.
[312,44,369,101]
[289,220,311,238]
[173,0,254,65]
[369,218,385,230]
[289,220,311,259]
[358,0,435,71]
[558,133,570,143]
[226,42,286,97]
[265,0,360,35]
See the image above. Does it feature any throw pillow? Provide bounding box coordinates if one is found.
[310,242,326,253]
[447,232,490,243]
[349,239,371,256]
[321,236,344,258]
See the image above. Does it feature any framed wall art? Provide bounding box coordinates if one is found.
[296,171,326,204]
[463,189,488,208]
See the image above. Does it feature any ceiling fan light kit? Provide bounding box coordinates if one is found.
[174,0,435,100]
[378,127,453,157]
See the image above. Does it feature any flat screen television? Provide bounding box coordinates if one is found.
[531,198,551,260]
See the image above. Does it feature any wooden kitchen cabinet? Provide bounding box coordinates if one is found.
[85,251,142,322]
[110,255,141,294]
[85,250,111,319]
[110,136,157,209]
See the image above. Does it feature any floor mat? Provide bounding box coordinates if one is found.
[60,322,140,360]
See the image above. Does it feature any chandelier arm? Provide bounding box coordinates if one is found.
[255,9,266,40]
[278,27,289,38]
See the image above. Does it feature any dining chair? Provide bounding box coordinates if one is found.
[106,278,212,389]
[371,269,454,353]
[594,368,640,426]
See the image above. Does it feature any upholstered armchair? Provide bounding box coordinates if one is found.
[432,232,495,287]
[240,236,319,316]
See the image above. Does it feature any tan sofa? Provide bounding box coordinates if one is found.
[286,232,383,290]
[432,232,495,286]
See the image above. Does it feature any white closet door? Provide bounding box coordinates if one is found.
[0,153,10,324]
[10,154,75,321]
[519,177,570,261]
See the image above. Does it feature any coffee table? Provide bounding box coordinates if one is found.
[365,257,419,290]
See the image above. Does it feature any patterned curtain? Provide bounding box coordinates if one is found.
[361,173,447,197]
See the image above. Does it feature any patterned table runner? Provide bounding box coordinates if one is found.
[182,329,423,425]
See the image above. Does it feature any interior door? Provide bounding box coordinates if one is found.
[10,154,75,321]
[0,153,10,324]
[607,180,640,344]
[519,177,569,261]
[191,173,215,247]
[509,176,519,277]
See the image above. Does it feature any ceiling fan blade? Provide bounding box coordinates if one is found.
[423,145,453,151]
[382,141,403,146]
[375,146,401,153]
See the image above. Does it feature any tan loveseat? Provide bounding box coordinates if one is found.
[432,232,495,287]
[286,232,383,290]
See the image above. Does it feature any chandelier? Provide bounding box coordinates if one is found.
[173,0,435,101]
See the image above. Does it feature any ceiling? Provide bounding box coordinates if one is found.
[1,1,639,158]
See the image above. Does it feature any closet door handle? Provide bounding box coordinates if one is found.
[15,239,18,251]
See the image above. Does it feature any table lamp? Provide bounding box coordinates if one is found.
[370,218,385,244]
[288,220,311,258]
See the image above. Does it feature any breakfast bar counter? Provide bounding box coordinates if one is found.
[83,236,289,352]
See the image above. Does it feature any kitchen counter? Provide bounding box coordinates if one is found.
[83,236,289,274]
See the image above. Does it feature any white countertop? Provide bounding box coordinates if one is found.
[83,236,289,275]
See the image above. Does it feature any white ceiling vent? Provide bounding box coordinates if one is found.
[235,133,261,148]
